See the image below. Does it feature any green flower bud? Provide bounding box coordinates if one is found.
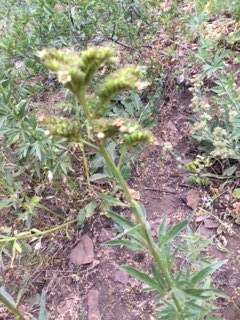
[96,67,141,117]
[38,47,115,94]
[93,117,155,145]
[40,116,81,141]
[123,129,155,146]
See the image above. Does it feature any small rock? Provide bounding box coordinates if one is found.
[114,270,129,284]
[204,218,219,229]
[87,289,101,320]
[186,189,200,210]
[70,235,94,265]
[195,215,207,223]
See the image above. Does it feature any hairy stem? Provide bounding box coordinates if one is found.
[117,144,128,170]
[80,144,90,186]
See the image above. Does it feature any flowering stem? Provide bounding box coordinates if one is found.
[76,88,92,121]
[117,144,128,169]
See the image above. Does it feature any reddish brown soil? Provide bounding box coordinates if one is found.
[1,87,240,320]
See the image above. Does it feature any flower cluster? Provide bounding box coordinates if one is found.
[190,72,240,160]
[39,47,155,148]
[94,117,155,146]
[96,67,141,117]
[40,116,82,141]
[39,47,115,94]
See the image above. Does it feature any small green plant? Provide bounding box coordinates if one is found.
[37,46,223,320]
[187,5,240,170]
[0,85,71,177]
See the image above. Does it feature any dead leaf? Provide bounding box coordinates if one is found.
[70,235,94,265]
[128,188,140,200]
[186,189,200,210]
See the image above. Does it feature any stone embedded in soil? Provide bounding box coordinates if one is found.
[204,217,219,229]
[114,270,129,284]
[195,215,207,223]
[70,235,94,265]
[186,189,200,210]
[87,289,101,320]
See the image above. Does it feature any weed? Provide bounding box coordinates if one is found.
[37,46,223,320]
[187,5,240,171]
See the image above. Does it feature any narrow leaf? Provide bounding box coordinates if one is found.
[77,201,97,227]
[107,211,145,241]
[38,289,48,320]
[105,239,143,251]
[191,261,224,286]
[0,286,24,320]
[161,220,188,245]
[121,265,160,291]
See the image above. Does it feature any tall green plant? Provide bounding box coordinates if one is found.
[37,47,222,319]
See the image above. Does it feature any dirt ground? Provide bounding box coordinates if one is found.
[0,58,240,320]
[2,81,240,320]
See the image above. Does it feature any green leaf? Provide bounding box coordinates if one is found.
[105,239,143,251]
[121,265,160,291]
[77,201,97,227]
[107,210,135,230]
[0,286,24,320]
[191,261,224,286]
[0,199,13,210]
[233,188,240,199]
[107,211,144,241]
[158,218,168,242]
[151,264,167,293]
[38,290,48,320]
[160,220,188,245]
[89,173,108,182]
[182,288,219,299]
[102,194,126,208]
[223,165,237,177]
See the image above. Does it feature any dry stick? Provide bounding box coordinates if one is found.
[144,187,176,194]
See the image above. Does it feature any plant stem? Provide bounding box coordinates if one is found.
[77,88,92,121]
[99,144,173,287]
[0,291,24,320]
[0,219,76,243]
[118,144,127,170]
[80,144,90,186]
[74,74,183,317]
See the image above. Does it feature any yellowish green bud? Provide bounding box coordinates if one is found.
[40,116,81,141]
[96,67,141,117]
